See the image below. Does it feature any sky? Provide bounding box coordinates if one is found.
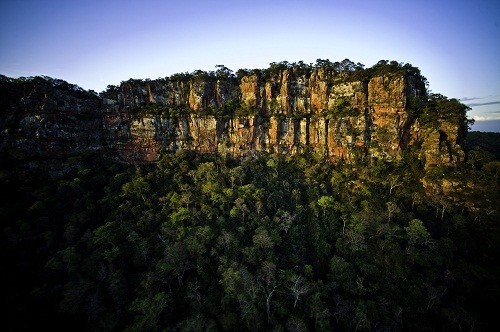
[1,0,499,131]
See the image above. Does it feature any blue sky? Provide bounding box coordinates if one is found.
[1,0,499,130]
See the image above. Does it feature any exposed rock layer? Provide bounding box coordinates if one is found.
[0,66,467,166]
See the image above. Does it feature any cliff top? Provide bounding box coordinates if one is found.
[1,59,427,97]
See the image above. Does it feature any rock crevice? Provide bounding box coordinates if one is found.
[0,63,467,167]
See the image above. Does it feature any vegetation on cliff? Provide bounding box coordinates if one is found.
[2,59,470,166]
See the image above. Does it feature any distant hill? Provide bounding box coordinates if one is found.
[465,131,500,160]
[470,119,500,133]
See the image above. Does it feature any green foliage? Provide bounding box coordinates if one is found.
[368,60,428,86]
[169,72,192,82]
[405,219,432,246]
[322,97,360,120]
[215,64,235,80]
[3,75,100,100]
[235,98,257,117]
[419,93,470,129]
[1,150,498,331]
[263,61,292,78]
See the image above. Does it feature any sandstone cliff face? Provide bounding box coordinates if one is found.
[103,68,427,163]
[0,76,102,160]
[0,64,467,167]
[416,120,466,167]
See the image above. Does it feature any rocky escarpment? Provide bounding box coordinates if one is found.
[0,76,102,160]
[0,60,469,166]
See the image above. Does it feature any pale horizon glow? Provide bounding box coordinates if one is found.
[1,0,499,131]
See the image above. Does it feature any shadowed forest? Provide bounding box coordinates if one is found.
[1,135,499,331]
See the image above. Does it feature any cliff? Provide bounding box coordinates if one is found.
[0,76,102,160]
[0,60,470,166]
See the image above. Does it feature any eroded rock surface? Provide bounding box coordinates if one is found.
[0,62,468,167]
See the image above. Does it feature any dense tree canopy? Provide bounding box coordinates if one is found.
[1,144,499,331]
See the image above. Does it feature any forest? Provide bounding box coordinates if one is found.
[1,133,499,331]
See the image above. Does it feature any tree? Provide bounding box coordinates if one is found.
[253,227,274,250]
[274,209,295,234]
[122,171,151,205]
[405,219,432,247]
[129,292,171,330]
[317,195,335,218]
[258,261,278,323]
[215,64,234,79]
[288,274,310,308]
[387,174,402,196]
[386,201,400,224]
